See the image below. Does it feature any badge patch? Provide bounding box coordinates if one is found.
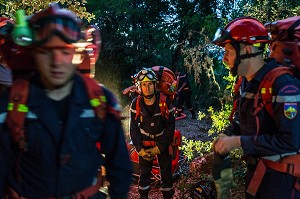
[284,103,297,119]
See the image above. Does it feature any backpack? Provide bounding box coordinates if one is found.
[151,66,178,100]
[265,16,300,71]
[134,66,177,120]
[6,74,110,151]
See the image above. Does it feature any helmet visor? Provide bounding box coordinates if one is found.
[138,69,157,82]
[213,28,234,45]
[32,17,81,45]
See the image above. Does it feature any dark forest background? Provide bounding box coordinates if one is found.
[1,0,299,110]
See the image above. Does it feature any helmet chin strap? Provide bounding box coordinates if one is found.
[143,93,155,99]
[231,43,263,76]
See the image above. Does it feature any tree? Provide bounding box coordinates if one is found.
[0,0,94,21]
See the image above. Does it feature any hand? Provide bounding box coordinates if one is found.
[213,134,241,156]
[138,148,151,158]
[144,146,161,156]
[138,148,154,161]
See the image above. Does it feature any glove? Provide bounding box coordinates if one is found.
[214,168,235,199]
[144,146,161,156]
[138,148,153,161]
[213,153,236,199]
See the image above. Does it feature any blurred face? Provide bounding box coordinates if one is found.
[140,81,155,98]
[34,36,76,90]
[223,43,237,71]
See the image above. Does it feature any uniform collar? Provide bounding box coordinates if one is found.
[253,58,278,83]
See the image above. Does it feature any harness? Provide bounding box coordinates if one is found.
[135,92,170,120]
[5,73,112,198]
[228,76,242,123]
[246,66,300,196]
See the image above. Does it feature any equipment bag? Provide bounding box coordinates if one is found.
[265,16,300,72]
[151,66,178,100]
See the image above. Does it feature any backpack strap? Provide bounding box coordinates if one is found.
[135,93,169,120]
[253,66,294,139]
[134,95,143,120]
[6,79,30,151]
[159,93,169,119]
[229,76,242,122]
[80,74,107,121]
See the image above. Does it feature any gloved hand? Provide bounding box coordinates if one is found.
[144,146,161,156]
[138,148,153,161]
[213,153,235,199]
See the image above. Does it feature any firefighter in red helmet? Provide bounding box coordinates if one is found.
[0,3,132,198]
[130,68,175,199]
[213,17,300,198]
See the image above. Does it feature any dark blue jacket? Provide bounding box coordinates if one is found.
[0,74,132,199]
[130,94,175,153]
[239,59,300,198]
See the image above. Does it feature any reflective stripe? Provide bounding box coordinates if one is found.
[18,104,28,112]
[275,94,300,103]
[26,111,37,119]
[139,185,150,190]
[0,112,7,123]
[140,128,164,138]
[153,112,162,117]
[159,102,166,107]
[90,96,106,107]
[261,87,272,94]
[7,103,13,111]
[100,95,107,103]
[161,186,174,191]
[6,103,28,113]
[90,98,100,107]
[80,109,95,118]
[241,92,257,99]
[262,151,300,162]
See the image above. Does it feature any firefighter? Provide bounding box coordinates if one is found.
[0,64,11,95]
[130,68,175,199]
[174,70,196,119]
[0,3,132,198]
[212,17,300,198]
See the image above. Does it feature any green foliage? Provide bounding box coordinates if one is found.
[207,104,232,136]
[243,0,300,22]
[197,111,206,120]
[179,136,212,161]
[0,0,94,21]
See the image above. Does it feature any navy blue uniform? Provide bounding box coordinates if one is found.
[239,59,300,198]
[130,93,175,199]
[0,74,132,199]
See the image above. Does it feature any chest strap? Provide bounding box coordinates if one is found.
[140,128,164,138]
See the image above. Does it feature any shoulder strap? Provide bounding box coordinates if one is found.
[6,79,30,151]
[80,74,107,120]
[159,93,169,119]
[253,66,294,118]
[229,77,243,122]
[135,95,143,120]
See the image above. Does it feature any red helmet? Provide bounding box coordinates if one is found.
[213,17,269,46]
[29,2,82,45]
